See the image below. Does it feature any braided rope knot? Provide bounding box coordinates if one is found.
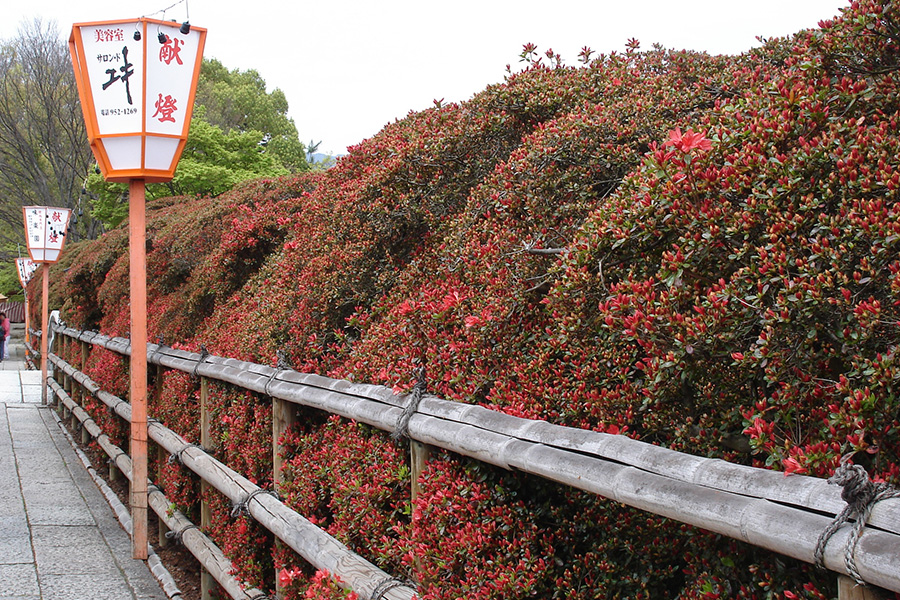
[165,524,200,545]
[167,443,202,465]
[391,367,426,441]
[814,453,900,585]
[370,577,415,600]
[264,350,293,396]
[191,344,210,378]
[231,488,280,519]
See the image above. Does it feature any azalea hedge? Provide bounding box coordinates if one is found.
[38,1,900,598]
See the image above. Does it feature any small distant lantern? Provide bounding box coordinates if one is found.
[23,207,73,263]
[15,257,37,287]
[69,18,207,182]
[15,257,38,346]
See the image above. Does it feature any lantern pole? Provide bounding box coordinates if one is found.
[129,178,149,560]
[23,289,30,347]
[69,17,207,561]
[40,263,49,405]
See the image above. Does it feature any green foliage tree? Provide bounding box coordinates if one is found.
[87,58,309,228]
[196,58,308,173]
[0,242,25,298]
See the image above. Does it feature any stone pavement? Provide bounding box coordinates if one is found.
[0,324,167,599]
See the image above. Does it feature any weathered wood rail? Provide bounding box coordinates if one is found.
[45,325,900,598]
[42,345,415,600]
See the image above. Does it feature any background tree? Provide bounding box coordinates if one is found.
[195,58,308,173]
[0,19,98,248]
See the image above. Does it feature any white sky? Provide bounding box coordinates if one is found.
[2,0,849,156]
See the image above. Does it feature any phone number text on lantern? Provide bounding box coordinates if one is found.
[100,108,139,116]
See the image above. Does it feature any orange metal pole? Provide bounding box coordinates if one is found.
[129,179,149,560]
[40,263,49,404]
[24,291,30,348]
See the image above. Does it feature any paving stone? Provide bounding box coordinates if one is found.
[32,529,121,576]
[0,536,33,565]
[18,373,40,385]
[0,564,39,596]
[25,504,96,527]
[0,516,30,539]
[39,572,137,600]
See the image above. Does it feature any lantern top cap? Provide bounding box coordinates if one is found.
[71,16,206,31]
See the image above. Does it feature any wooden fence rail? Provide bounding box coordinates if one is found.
[46,348,415,600]
[47,325,900,597]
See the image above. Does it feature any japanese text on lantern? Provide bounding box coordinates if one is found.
[25,209,43,245]
[95,28,124,42]
[100,45,134,105]
[153,35,183,123]
[153,93,177,122]
[159,36,183,65]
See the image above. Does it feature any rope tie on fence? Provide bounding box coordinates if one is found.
[370,577,414,600]
[150,336,166,364]
[192,344,210,378]
[246,593,271,600]
[107,447,128,467]
[165,524,200,545]
[391,367,426,441]
[814,453,900,584]
[231,488,280,519]
[167,443,202,465]
[264,349,292,396]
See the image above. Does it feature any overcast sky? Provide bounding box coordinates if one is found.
[2,0,849,156]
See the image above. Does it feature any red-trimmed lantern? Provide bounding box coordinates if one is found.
[23,206,73,263]
[69,18,207,182]
[15,257,37,286]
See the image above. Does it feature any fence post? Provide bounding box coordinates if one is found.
[80,340,88,377]
[157,444,170,547]
[199,376,214,600]
[272,396,297,600]
[410,439,431,575]
[151,363,170,547]
[838,577,885,600]
[62,339,71,394]
[410,440,431,505]
[52,333,63,389]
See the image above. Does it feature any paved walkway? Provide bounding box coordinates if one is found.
[0,324,167,599]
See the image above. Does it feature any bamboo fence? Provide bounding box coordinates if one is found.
[44,325,900,599]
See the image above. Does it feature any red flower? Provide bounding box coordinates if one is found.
[665,127,713,153]
[782,456,808,476]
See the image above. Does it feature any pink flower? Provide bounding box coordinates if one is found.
[665,127,712,153]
